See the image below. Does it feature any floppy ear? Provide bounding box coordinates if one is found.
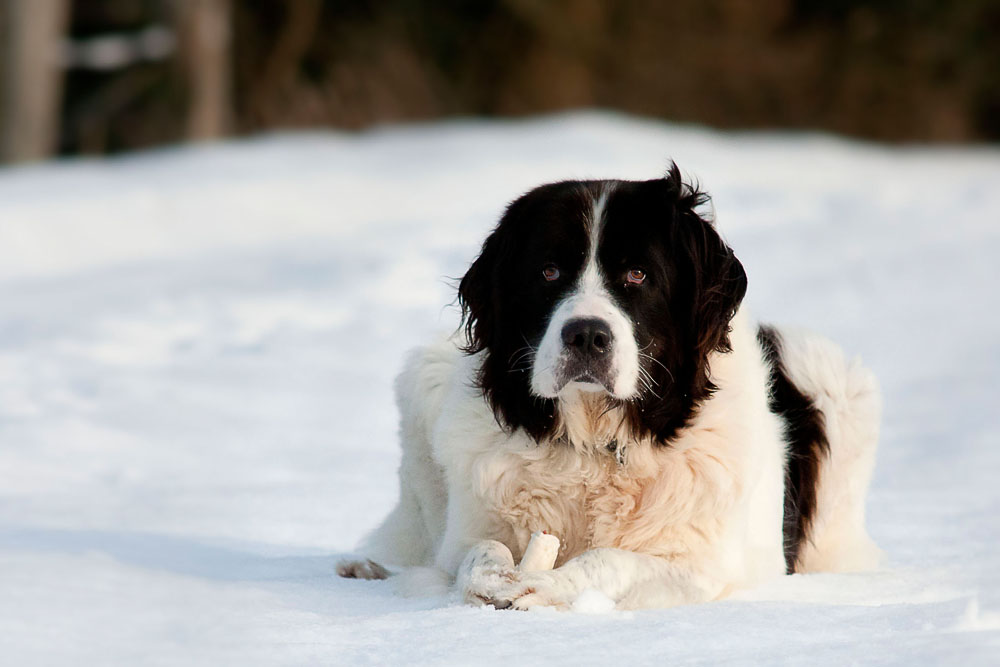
[663,164,747,357]
[457,190,561,440]
[624,214,747,444]
[458,213,515,355]
[457,239,495,354]
[691,225,747,355]
[459,187,545,354]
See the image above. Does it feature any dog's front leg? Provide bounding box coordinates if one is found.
[455,539,519,607]
[489,547,723,611]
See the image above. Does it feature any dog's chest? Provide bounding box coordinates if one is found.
[486,448,654,565]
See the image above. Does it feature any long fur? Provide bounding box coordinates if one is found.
[338,165,882,610]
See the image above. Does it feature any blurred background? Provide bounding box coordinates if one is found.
[2,0,999,163]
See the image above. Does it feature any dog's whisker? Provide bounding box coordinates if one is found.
[639,352,674,384]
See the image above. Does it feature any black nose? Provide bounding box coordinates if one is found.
[561,318,613,356]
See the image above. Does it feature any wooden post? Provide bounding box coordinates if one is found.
[0,0,70,163]
[176,0,232,141]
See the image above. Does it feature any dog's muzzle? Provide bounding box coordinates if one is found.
[555,317,614,391]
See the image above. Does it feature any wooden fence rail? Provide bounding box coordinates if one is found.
[0,0,231,163]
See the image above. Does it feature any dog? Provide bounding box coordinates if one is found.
[337,164,882,610]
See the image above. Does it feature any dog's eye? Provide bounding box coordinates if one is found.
[626,269,646,285]
[542,264,560,281]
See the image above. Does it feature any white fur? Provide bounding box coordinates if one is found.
[773,329,885,573]
[339,309,882,610]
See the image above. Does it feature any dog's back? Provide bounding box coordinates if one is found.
[761,326,883,573]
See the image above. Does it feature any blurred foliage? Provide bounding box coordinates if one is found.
[49,0,1000,153]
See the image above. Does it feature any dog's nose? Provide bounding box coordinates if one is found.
[561,318,613,356]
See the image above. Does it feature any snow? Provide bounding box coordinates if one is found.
[1,112,998,664]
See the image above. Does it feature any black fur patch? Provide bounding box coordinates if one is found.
[757,325,830,573]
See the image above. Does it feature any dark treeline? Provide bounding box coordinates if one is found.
[43,0,1000,155]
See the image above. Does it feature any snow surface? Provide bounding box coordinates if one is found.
[1,112,998,665]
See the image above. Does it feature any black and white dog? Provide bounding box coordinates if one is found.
[338,164,882,610]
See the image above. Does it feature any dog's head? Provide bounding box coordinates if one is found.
[459,164,747,443]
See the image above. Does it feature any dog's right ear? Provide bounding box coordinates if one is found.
[458,213,514,355]
[459,183,571,356]
[457,241,493,354]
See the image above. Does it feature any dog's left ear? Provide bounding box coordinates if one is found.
[663,165,747,356]
[691,226,747,355]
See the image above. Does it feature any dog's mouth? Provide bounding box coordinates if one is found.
[552,362,615,395]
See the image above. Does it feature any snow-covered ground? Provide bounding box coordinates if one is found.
[1,112,998,665]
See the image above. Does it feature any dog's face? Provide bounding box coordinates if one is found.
[459,165,747,443]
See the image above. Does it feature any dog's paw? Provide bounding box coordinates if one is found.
[336,558,390,580]
[506,590,571,611]
[478,571,572,611]
[461,565,518,608]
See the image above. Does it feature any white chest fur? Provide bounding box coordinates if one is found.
[431,311,787,586]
